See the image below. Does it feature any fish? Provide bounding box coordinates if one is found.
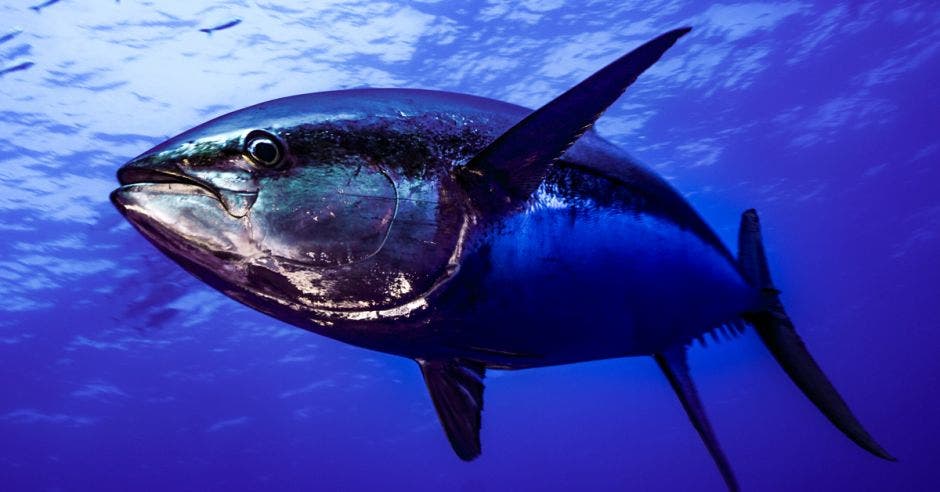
[0,29,22,45]
[110,28,893,490]
[198,19,241,35]
[29,0,61,13]
[0,61,34,77]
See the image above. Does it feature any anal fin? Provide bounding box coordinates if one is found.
[418,358,486,461]
[655,347,739,492]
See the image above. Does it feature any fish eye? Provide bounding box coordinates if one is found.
[244,130,283,167]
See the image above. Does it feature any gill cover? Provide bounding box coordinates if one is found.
[249,155,398,267]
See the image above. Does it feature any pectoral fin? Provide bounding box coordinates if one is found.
[458,27,691,218]
[418,358,486,461]
[655,347,739,492]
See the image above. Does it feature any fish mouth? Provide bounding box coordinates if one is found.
[112,166,256,218]
[111,167,217,214]
[110,166,253,261]
[116,166,217,195]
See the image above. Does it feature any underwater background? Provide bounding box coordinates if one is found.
[1,1,937,490]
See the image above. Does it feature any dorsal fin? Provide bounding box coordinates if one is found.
[457,27,691,217]
[655,347,740,491]
[418,358,486,460]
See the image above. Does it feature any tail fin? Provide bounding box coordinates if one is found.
[737,209,895,461]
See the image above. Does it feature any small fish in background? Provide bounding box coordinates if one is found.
[199,19,241,35]
[29,0,61,13]
[0,61,34,77]
[0,29,22,45]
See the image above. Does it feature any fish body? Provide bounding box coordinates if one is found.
[111,29,892,489]
[115,88,754,366]
[0,61,34,77]
[29,0,60,13]
[0,29,22,45]
[199,19,241,34]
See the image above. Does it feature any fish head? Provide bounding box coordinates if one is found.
[111,105,400,311]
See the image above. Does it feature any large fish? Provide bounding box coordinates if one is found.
[110,28,892,490]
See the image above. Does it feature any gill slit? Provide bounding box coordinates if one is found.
[355,165,399,264]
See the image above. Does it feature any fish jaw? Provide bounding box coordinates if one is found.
[110,181,258,273]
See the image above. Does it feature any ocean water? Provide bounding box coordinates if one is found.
[1,1,937,490]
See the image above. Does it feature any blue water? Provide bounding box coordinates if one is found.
[1,1,937,490]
